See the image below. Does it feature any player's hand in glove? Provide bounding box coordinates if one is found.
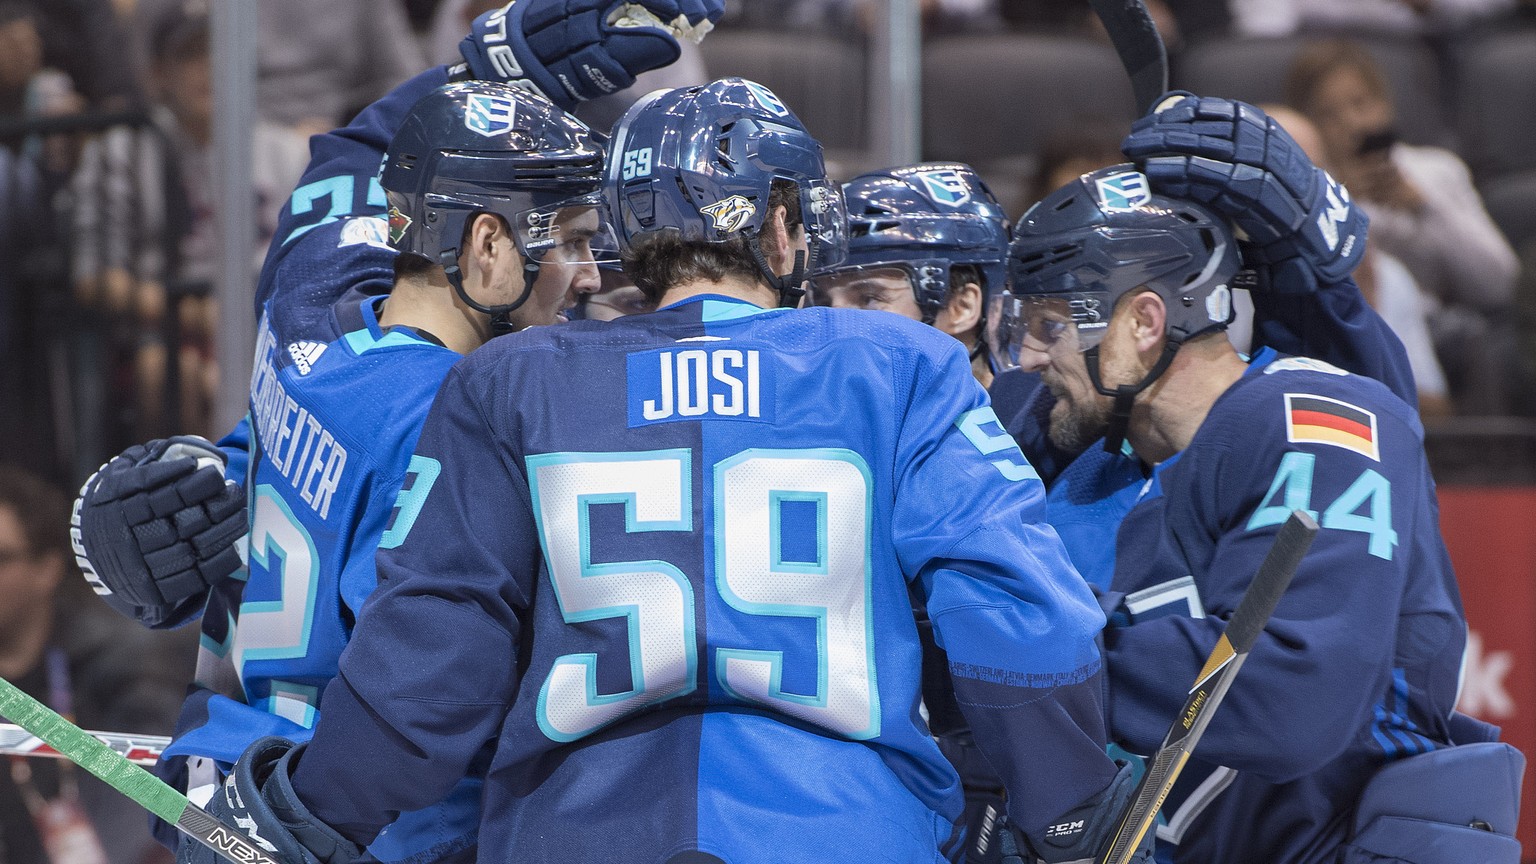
[1121,93,1367,293]
[72,436,246,630]
[457,0,725,111]
[1001,760,1152,864]
[176,737,362,864]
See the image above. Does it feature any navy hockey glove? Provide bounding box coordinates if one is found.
[177,737,362,864]
[1004,760,1151,864]
[458,0,723,111]
[73,436,246,629]
[1121,93,1367,292]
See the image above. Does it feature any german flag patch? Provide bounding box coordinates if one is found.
[1284,393,1379,461]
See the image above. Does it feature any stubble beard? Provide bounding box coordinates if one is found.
[1046,386,1111,453]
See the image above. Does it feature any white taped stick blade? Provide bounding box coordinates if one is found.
[608,4,714,44]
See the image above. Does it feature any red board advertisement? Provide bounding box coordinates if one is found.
[1439,487,1536,858]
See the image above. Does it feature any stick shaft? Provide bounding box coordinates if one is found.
[1097,510,1319,864]
[0,676,280,864]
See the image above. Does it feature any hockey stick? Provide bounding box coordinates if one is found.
[1087,0,1169,115]
[0,677,281,864]
[1095,509,1319,864]
[0,721,168,766]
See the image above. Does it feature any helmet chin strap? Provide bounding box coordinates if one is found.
[440,249,539,336]
[1083,334,1183,456]
[748,237,811,308]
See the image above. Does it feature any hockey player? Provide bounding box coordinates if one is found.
[166,78,1152,864]
[807,163,1010,389]
[69,3,723,862]
[1001,148,1512,861]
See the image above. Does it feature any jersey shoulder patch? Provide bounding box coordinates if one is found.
[1282,392,1380,461]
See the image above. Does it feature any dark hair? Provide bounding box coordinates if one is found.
[0,465,68,561]
[623,180,801,303]
[948,263,983,297]
[1286,40,1392,115]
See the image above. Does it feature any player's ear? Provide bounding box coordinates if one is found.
[939,281,983,337]
[759,204,794,276]
[1127,289,1168,353]
[466,212,512,274]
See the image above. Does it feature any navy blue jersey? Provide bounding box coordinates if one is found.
[1106,356,1464,864]
[1024,277,1418,584]
[293,297,1117,862]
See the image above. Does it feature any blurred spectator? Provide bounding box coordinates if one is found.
[1265,101,1453,417]
[1231,0,1516,37]
[71,11,308,439]
[1288,39,1519,414]
[0,464,194,864]
[6,0,139,110]
[133,0,425,135]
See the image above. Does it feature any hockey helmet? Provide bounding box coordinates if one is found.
[808,163,1009,324]
[383,80,616,320]
[990,164,1240,369]
[605,77,847,305]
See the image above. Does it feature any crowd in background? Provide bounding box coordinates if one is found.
[0,1,1533,857]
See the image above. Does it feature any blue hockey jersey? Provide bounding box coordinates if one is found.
[291,297,1118,863]
[156,67,488,863]
[1105,354,1464,864]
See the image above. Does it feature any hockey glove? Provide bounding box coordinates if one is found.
[1121,93,1368,293]
[458,0,724,111]
[73,436,246,629]
[1004,760,1151,864]
[177,737,363,864]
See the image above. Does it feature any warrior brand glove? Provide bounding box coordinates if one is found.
[73,436,246,629]
[1001,761,1152,864]
[1121,93,1368,292]
[457,0,725,111]
[176,738,363,864]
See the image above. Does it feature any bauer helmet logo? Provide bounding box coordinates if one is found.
[917,169,972,207]
[464,93,518,137]
[701,195,757,234]
[1096,171,1152,211]
[742,81,790,117]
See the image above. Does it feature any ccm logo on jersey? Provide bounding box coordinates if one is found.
[627,347,774,426]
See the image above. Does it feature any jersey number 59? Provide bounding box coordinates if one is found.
[527,449,879,744]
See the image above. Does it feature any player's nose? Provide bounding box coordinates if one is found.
[1013,340,1051,374]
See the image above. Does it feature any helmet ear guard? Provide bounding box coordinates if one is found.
[1000,164,1242,453]
[606,78,847,306]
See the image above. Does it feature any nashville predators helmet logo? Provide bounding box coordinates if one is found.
[700,195,756,234]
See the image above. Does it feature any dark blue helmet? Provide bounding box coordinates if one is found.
[990,164,1240,368]
[605,77,847,304]
[383,80,614,319]
[809,163,1010,323]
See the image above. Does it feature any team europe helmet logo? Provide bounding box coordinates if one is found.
[464,93,518,137]
[917,169,972,207]
[701,195,757,234]
[742,81,790,117]
[1095,171,1153,212]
